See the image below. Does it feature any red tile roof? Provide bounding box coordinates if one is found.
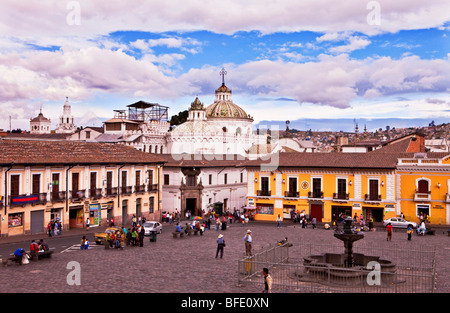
[0,140,166,165]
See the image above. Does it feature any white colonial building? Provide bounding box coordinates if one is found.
[166,78,267,155]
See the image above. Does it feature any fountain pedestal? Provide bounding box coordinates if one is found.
[333,217,364,267]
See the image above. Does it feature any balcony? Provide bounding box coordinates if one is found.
[70,190,86,201]
[257,190,271,197]
[105,187,118,197]
[135,185,146,194]
[89,188,103,199]
[333,193,349,202]
[308,191,323,199]
[284,191,299,198]
[51,191,66,203]
[148,184,158,192]
[121,186,132,195]
[10,193,47,207]
[414,191,431,202]
[364,194,381,202]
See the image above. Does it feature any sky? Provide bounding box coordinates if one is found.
[0,0,449,132]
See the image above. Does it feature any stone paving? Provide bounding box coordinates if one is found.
[0,220,449,293]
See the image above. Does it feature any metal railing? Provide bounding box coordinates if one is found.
[237,241,436,293]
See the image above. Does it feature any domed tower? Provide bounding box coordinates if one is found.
[187,96,207,121]
[205,68,252,121]
[55,97,76,133]
[30,108,51,134]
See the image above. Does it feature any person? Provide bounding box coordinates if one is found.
[262,268,272,293]
[244,230,252,256]
[116,231,122,249]
[126,228,132,246]
[30,240,39,254]
[175,223,182,232]
[195,221,203,235]
[418,221,426,236]
[276,215,281,228]
[80,236,87,250]
[47,222,52,237]
[407,225,413,241]
[86,217,90,231]
[139,227,145,247]
[216,234,225,259]
[13,248,25,265]
[38,239,49,252]
[386,223,393,241]
[57,220,62,235]
[311,216,317,229]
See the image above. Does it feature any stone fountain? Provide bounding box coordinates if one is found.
[333,216,364,267]
[302,216,397,286]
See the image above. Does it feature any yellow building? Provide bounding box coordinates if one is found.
[0,140,165,237]
[245,152,399,224]
[396,153,450,225]
[244,134,450,227]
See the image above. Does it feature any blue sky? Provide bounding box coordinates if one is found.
[0,1,449,132]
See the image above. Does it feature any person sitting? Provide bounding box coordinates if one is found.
[30,240,39,255]
[184,223,192,234]
[175,223,182,232]
[195,221,203,235]
[38,239,49,252]
[418,221,426,236]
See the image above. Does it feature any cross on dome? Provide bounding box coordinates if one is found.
[219,68,227,85]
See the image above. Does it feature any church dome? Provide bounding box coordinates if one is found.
[205,83,251,120]
[205,100,250,119]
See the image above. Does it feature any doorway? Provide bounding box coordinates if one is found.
[310,204,323,222]
[186,198,197,216]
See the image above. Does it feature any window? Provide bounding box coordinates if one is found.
[85,131,91,139]
[149,196,154,213]
[32,174,40,195]
[417,179,429,193]
[187,175,196,186]
[240,172,243,183]
[224,174,228,185]
[164,174,170,185]
[10,174,20,196]
[8,212,23,228]
[147,170,153,185]
[312,178,322,198]
[337,179,347,196]
[209,174,212,185]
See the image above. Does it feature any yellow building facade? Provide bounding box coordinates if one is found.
[245,151,450,226]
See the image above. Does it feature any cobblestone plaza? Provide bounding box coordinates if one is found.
[0,221,449,293]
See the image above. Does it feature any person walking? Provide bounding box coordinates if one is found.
[407,225,413,241]
[86,217,90,231]
[244,229,253,256]
[262,268,273,293]
[276,214,282,228]
[386,223,393,241]
[216,234,225,259]
[311,216,317,229]
[80,236,87,250]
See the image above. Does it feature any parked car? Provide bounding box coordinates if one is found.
[142,221,162,236]
[94,227,125,245]
[383,217,417,229]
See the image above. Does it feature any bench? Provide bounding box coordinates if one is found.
[172,231,184,238]
[193,229,199,235]
[186,229,193,236]
[30,250,53,261]
[2,257,18,267]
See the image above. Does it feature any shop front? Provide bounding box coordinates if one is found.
[69,205,84,228]
[89,203,101,227]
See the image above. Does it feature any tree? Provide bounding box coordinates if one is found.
[169,110,188,127]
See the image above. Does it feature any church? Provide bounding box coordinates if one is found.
[166,69,267,155]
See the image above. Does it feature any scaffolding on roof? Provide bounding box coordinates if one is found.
[127,101,169,122]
